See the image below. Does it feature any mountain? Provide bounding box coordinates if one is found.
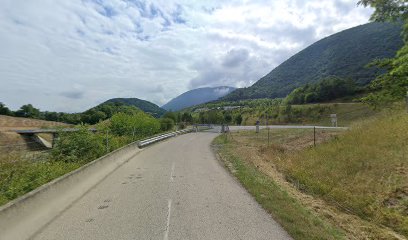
[102,98,166,117]
[162,86,236,111]
[223,22,404,101]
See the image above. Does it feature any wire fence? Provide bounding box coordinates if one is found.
[218,125,347,150]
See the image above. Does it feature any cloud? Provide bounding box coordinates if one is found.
[61,90,85,99]
[0,0,373,112]
[213,87,234,97]
[222,48,249,68]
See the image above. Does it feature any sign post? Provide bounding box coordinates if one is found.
[256,120,260,133]
[330,114,337,127]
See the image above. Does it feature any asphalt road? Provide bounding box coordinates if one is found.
[33,132,292,240]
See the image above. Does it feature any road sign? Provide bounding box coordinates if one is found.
[330,114,337,127]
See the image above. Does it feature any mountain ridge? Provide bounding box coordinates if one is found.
[223,21,404,101]
[101,98,166,117]
[162,86,236,111]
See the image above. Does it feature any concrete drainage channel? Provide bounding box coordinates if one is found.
[0,129,193,240]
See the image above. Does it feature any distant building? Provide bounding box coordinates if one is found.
[194,108,210,113]
[223,106,241,110]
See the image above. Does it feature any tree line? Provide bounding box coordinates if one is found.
[285,77,359,104]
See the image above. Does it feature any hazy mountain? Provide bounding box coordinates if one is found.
[162,86,236,111]
[102,98,166,117]
[223,22,404,101]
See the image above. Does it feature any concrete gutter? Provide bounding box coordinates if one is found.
[0,130,191,240]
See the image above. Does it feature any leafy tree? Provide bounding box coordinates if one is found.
[52,126,105,163]
[181,112,193,123]
[359,0,408,106]
[160,118,175,131]
[234,114,243,125]
[163,111,178,123]
[224,114,232,123]
[0,103,12,116]
[15,104,40,118]
[286,77,358,104]
[109,112,160,138]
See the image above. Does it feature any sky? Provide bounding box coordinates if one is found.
[0,0,373,112]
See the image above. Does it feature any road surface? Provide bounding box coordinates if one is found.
[33,132,292,240]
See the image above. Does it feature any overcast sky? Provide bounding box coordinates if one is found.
[0,0,373,112]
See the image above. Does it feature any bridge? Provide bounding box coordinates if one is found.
[14,128,97,148]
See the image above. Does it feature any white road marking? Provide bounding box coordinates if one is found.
[163,199,172,240]
[170,162,175,182]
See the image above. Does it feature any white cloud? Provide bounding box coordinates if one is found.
[0,0,373,112]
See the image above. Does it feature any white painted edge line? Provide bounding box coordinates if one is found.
[163,199,172,240]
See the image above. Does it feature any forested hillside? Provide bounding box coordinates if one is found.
[223,22,403,101]
[162,86,236,111]
[103,98,166,117]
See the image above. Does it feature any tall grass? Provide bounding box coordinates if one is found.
[0,152,81,206]
[213,136,345,240]
[276,111,408,236]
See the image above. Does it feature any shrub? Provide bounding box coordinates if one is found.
[160,118,175,131]
[52,126,105,163]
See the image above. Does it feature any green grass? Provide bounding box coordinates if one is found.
[0,152,81,205]
[213,136,345,240]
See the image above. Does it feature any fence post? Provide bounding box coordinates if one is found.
[313,127,316,147]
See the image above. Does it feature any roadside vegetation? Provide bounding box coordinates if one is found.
[0,108,165,206]
[213,107,407,239]
[187,100,375,127]
[213,133,345,240]
[276,110,408,237]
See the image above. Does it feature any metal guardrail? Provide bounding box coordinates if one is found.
[137,129,193,148]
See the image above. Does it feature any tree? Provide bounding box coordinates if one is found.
[163,111,178,123]
[15,104,40,118]
[160,118,175,131]
[359,0,408,106]
[224,114,232,123]
[0,103,12,116]
[234,114,243,125]
[181,112,193,123]
[358,0,407,23]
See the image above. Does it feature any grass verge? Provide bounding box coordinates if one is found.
[275,111,408,237]
[213,108,407,239]
[212,136,345,240]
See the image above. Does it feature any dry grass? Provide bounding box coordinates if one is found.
[277,112,408,237]
[0,115,69,152]
[0,115,67,131]
[217,110,408,239]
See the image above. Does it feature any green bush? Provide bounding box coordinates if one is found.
[160,118,175,131]
[52,126,105,163]
[109,112,160,138]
